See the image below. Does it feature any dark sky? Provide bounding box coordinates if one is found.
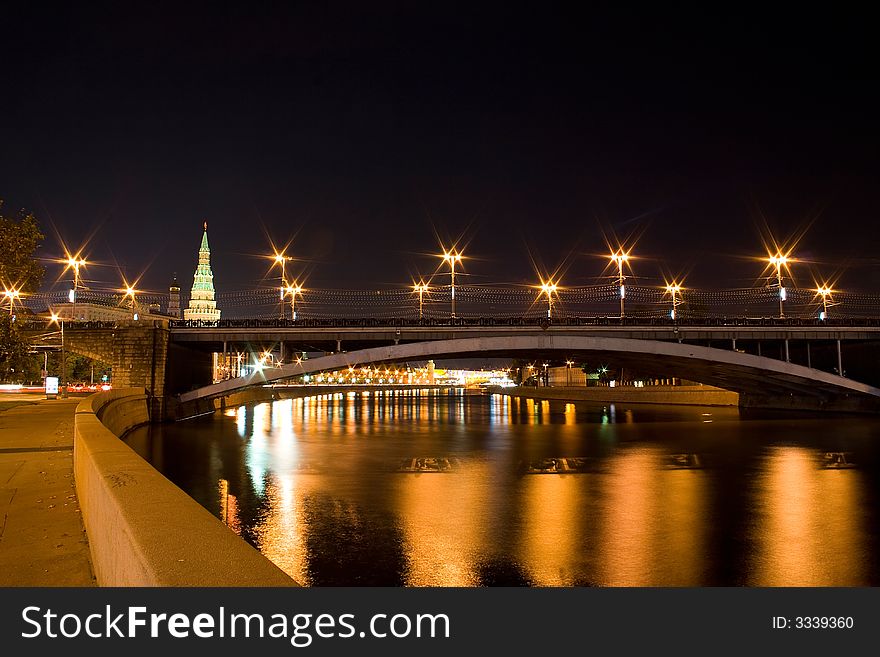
[2,3,878,298]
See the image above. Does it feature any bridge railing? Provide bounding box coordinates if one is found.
[164,316,880,330]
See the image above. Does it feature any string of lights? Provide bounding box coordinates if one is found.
[19,283,880,320]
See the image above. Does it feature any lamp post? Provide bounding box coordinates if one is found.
[565,359,573,386]
[413,282,429,320]
[665,283,682,320]
[285,284,302,321]
[67,256,86,320]
[817,285,833,320]
[50,312,65,396]
[610,250,630,318]
[441,251,463,318]
[124,285,138,319]
[768,254,789,318]
[274,253,290,319]
[539,281,557,319]
[4,288,20,316]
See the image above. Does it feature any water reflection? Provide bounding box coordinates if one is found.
[126,390,880,586]
[747,446,868,586]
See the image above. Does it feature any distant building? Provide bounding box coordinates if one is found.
[167,274,181,319]
[47,302,168,322]
[183,222,221,322]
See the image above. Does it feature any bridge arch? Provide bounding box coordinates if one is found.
[178,335,880,409]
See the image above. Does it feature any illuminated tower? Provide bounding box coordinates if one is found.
[184,222,221,322]
[167,274,181,318]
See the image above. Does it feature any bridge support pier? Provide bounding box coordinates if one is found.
[838,339,843,376]
[784,339,790,363]
[337,339,342,352]
[807,342,811,369]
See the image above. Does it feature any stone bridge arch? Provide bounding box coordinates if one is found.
[176,335,880,415]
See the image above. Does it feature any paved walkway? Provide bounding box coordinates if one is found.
[0,394,95,586]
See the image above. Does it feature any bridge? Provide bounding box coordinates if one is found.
[20,315,880,417]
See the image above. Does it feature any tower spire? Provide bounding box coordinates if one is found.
[184,223,221,322]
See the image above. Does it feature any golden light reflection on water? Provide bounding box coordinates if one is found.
[177,393,878,586]
[595,449,709,586]
[598,449,658,585]
[396,469,486,586]
[516,474,585,585]
[748,447,867,586]
[250,473,315,585]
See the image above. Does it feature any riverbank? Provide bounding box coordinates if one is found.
[494,384,739,406]
[0,394,95,586]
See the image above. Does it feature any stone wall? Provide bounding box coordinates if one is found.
[64,321,170,418]
[74,387,296,586]
[498,384,740,407]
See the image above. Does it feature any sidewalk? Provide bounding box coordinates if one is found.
[0,394,95,586]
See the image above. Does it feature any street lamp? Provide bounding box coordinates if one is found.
[440,250,463,318]
[538,280,558,319]
[413,282,429,320]
[565,359,573,386]
[767,253,790,318]
[3,287,20,316]
[817,285,833,320]
[285,283,303,321]
[67,256,87,320]
[273,253,291,319]
[49,312,65,396]
[665,282,682,320]
[124,285,138,319]
[609,250,631,318]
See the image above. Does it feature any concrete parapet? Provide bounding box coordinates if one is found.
[498,385,739,407]
[74,387,296,586]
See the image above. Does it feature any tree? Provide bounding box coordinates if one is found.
[0,201,45,382]
[0,200,45,294]
[0,315,30,382]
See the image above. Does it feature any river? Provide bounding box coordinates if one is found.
[125,388,880,586]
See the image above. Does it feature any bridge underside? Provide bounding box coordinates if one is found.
[174,335,880,415]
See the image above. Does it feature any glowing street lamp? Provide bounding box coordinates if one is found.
[665,282,683,320]
[4,288,20,316]
[273,252,292,319]
[565,359,574,386]
[413,282,429,320]
[123,285,138,319]
[817,285,833,320]
[66,255,87,318]
[609,250,631,318]
[767,253,791,318]
[285,283,303,321]
[49,312,66,394]
[538,280,558,319]
[440,250,463,318]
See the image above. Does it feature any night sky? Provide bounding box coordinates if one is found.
[2,4,878,299]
